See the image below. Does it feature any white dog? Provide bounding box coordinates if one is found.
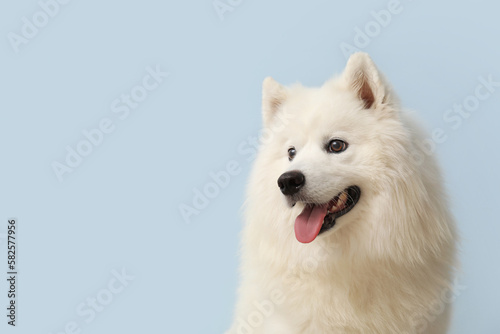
[227,53,457,334]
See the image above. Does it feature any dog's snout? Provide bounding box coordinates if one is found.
[277,170,305,196]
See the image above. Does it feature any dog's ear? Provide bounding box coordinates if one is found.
[262,77,287,127]
[342,52,393,110]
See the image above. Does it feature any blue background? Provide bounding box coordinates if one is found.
[1,0,499,333]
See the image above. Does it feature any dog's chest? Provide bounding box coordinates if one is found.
[275,272,359,329]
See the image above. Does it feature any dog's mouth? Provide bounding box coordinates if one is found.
[294,186,361,243]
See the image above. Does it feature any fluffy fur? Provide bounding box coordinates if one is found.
[227,53,457,334]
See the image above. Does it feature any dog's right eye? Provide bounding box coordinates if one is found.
[288,147,296,161]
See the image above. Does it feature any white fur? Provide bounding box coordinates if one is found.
[228,53,457,334]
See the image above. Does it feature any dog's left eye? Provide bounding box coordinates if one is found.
[327,139,348,153]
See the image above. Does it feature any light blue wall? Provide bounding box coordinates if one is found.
[0,0,498,333]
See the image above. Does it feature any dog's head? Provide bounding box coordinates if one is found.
[247,52,454,268]
[257,53,410,245]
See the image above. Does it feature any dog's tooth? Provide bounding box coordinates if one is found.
[339,192,348,203]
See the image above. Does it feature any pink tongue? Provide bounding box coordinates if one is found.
[294,204,328,243]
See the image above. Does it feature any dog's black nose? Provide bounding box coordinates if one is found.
[277,170,305,196]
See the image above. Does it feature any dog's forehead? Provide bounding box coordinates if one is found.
[283,86,363,136]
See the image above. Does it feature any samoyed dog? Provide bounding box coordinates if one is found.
[227,53,457,334]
